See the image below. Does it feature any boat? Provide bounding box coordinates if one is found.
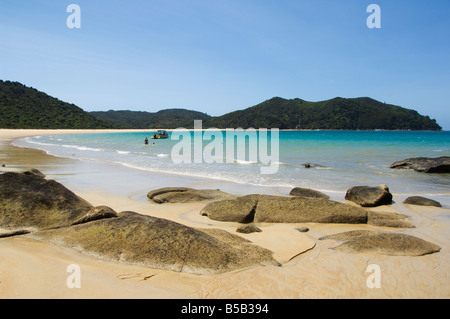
[151,130,169,139]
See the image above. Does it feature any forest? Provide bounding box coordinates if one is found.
[0,80,442,131]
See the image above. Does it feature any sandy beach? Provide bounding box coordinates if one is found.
[0,129,449,299]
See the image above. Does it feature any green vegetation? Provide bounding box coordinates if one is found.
[90,109,211,129]
[0,80,116,129]
[0,80,442,130]
[204,97,442,131]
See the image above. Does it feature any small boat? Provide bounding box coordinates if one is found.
[151,130,169,139]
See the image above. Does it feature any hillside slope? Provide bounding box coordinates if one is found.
[204,97,441,130]
[0,81,115,129]
[90,109,211,129]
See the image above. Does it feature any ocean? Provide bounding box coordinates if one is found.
[14,130,450,206]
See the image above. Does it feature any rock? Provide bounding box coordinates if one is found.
[345,185,392,207]
[254,196,368,224]
[403,196,442,207]
[303,163,325,168]
[296,226,309,233]
[71,206,118,225]
[320,230,440,256]
[289,187,329,200]
[202,194,410,228]
[0,228,32,238]
[390,156,450,173]
[200,195,258,223]
[0,171,92,230]
[147,187,235,204]
[236,224,262,234]
[33,211,277,275]
[202,195,368,224]
[367,211,414,228]
[23,168,46,178]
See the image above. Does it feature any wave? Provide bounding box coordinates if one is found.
[24,140,57,147]
[61,144,105,152]
[235,159,258,165]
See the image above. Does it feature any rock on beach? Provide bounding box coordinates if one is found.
[345,185,393,207]
[390,156,450,173]
[403,196,442,207]
[0,170,277,274]
[147,187,236,204]
[320,230,441,256]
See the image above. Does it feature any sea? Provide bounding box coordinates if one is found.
[14,130,450,206]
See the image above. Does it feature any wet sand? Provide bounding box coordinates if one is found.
[0,129,449,299]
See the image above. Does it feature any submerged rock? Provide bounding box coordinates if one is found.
[34,211,277,275]
[303,163,325,168]
[147,187,235,204]
[390,156,450,173]
[320,230,440,256]
[403,196,442,207]
[345,185,393,207]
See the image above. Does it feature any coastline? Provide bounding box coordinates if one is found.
[1,129,449,299]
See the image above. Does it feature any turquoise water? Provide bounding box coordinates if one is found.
[15,130,450,205]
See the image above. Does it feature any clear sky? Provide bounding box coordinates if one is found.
[1,0,449,129]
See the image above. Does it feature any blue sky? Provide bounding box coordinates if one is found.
[1,0,449,128]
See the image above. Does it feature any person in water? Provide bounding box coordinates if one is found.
[145,138,148,145]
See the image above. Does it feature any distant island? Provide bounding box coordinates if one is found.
[0,80,442,130]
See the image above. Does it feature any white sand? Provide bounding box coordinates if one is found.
[0,129,449,299]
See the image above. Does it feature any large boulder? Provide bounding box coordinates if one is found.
[254,196,368,224]
[320,230,440,256]
[201,195,368,224]
[367,211,414,228]
[33,211,277,275]
[403,196,442,207]
[289,187,329,199]
[200,195,259,223]
[201,194,412,228]
[0,171,92,230]
[345,185,393,207]
[390,156,450,173]
[147,187,235,204]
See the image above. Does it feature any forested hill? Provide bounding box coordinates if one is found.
[203,97,442,130]
[0,81,115,129]
[90,109,211,129]
[0,80,442,130]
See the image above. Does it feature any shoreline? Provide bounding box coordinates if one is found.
[1,129,449,299]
